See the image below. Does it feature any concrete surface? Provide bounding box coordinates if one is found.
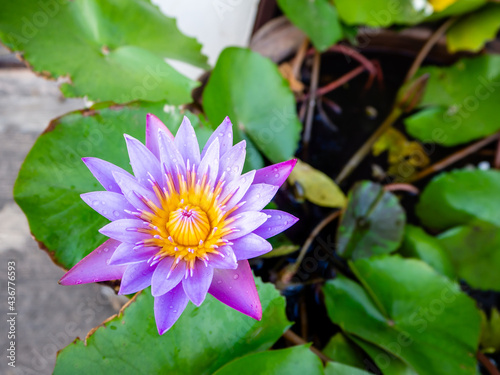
[0,63,127,375]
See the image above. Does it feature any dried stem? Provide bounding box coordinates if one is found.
[404,17,457,83]
[384,183,420,194]
[477,351,500,375]
[292,38,309,79]
[283,330,332,363]
[408,133,500,183]
[336,107,403,184]
[302,51,321,159]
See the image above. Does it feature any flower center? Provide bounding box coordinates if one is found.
[167,205,210,246]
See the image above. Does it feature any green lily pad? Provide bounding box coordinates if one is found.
[405,55,500,146]
[0,0,208,104]
[288,160,346,208]
[213,345,323,375]
[14,101,212,270]
[337,181,405,260]
[416,169,500,230]
[438,221,500,291]
[324,362,372,375]
[277,0,344,51]
[55,279,291,375]
[323,255,481,375]
[203,47,302,171]
[446,4,500,53]
[323,333,366,369]
[399,225,454,278]
[348,335,418,375]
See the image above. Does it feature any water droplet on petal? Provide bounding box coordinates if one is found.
[274,173,280,178]
[173,309,178,313]
[169,305,174,309]
[113,211,120,217]
[97,249,102,254]
[76,280,82,285]
[278,215,282,219]
[108,185,114,190]
[217,280,222,284]
[233,274,239,280]
[104,248,109,252]
[93,200,99,206]
[106,259,110,265]
[102,210,107,215]
[226,167,231,172]
[101,201,106,205]
[256,194,260,199]
[219,132,224,137]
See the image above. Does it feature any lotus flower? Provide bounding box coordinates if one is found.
[60,114,298,334]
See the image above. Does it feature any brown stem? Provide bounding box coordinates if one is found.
[302,51,321,160]
[283,330,332,363]
[408,133,500,183]
[384,183,420,194]
[494,136,500,169]
[404,17,457,83]
[336,107,403,184]
[317,65,365,97]
[477,351,500,375]
[292,38,309,79]
[286,210,341,280]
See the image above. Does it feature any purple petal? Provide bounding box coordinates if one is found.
[124,134,163,186]
[59,239,126,285]
[174,116,200,166]
[119,261,155,295]
[253,209,299,239]
[151,257,186,297]
[218,140,246,184]
[99,219,151,244]
[207,246,238,269]
[158,129,186,179]
[202,116,233,158]
[221,170,256,210]
[154,283,189,334]
[234,183,279,214]
[209,260,262,320]
[81,191,136,221]
[112,171,160,212]
[146,113,174,159]
[232,233,272,260]
[253,159,297,187]
[109,242,158,266]
[226,211,268,240]
[82,157,133,194]
[197,138,219,185]
[182,261,214,306]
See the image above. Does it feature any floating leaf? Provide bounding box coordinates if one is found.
[0,0,208,104]
[337,182,405,260]
[55,280,291,374]
[417,169,500,230]
[203,47,302,171]
[288,159,346,208]
[349,335,418,375]
[213,345,323,375]
[373,128,430,181]
[323,255,481,375]
[405,55,500,146]
[446,4,500,53]
[399,225,454,278]
[323,333,366,369]
[277,0,344,51]
[438,221,500,291]
[14,102,211,270]
[480,308,500,353]
[324,362,372,375]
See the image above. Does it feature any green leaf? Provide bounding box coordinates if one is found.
[203,47,302,171]
[427,0,487,20]
[277,0,343,51]
[416,169,500,230]
[334,0,431,27]
[323,333,366,368]
[480,308,500,353]
[324,362,372,375]
[54,279,291,375]
[446,4,500,53]
[438,221,500,291]
[404,55,500,146]
[399,225,454,278]
[0,0,208,104]
[323,255,481,375]
[288,160,346,208]
[13,101,212,270]
[213,345,323,375]
[337,182,405,260]
[348,335,418,375]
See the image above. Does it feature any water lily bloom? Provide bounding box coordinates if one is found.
[60,114,298,334]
